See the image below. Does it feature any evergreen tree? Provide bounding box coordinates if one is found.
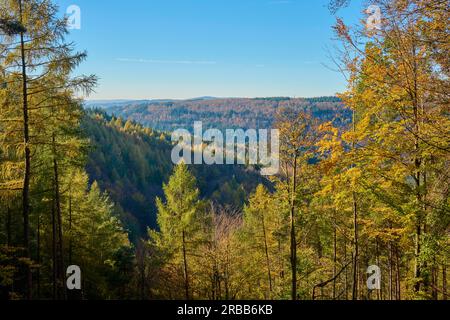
[149,162,210,299]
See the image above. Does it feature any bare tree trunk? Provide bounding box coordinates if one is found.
[388,242,393,300]
[395,245,401,300]
[344,238,348,300]
[375,238,381,300]
[53,144,65,300]
[443,264,447,300]
[412,41,424,295]
[351,109,358,301]
[19,0,32,300]
[261,214,273,297]
[225,242,230,300]
[68,186,73,266]
[182,230,190,300]
[52,197,57,299]
[36,213,40,299]
[6,207,11,246]
[290,157,298,300]
[432,257,438,300]
[333,217,337,300]
[351,192,358,300]
[414,217,421,293]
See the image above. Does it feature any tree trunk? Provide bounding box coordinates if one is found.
[389,242,393,300]
[351,191,358,300]
[19,0,32,300]
[290,156,298,300]
[37,213,40,299]
[261,213,273,297]
[375,238,381,300]
[344,238,348,300]
[412,41,424,295]
[6,206,11,247]
[333,214,337,300]
[52,133,65,300]
[443,264,447,300]
[52,197,57,299]
[432,262,438,300]
[182,230,190,300]
[68,186,73,266]
[351,108,358,301]
[395,245,401,300]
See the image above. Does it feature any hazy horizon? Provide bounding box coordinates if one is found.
[85,95,341,102]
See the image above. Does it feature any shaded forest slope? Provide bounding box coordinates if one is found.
[81,112,270,241]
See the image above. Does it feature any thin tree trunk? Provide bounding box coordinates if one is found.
[261,214,273,297]
[36,213,40,299]
[333,214,337,300]
[344,237,348,300]
[225,242,230,300]
[412,41,423,295]
[414,216,421,293]
[395,245,401,300]
[443,264,447,300]
[290,156,298,300]
[375,238,381,300]
[19,0,32,300]
[389,242,393,300]
[351,191,358,300]
[6,206,11,246]
[351,109,358,301]
[52,196,57,299]
[52,133,65,299]
[68,188,72,266]
[182,230,189,300]
[432,257,438,300]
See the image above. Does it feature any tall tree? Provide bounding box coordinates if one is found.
[333,0,449,298]
[274,109,320,300]
[149,162,210,300]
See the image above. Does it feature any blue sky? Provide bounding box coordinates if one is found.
[55,0,363,100]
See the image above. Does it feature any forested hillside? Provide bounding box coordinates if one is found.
[90,96,351,132]
[82,111,270,241]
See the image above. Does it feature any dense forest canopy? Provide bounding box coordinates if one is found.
[82,111,270,242]
[0,0,448,301]
[88,97,351,132]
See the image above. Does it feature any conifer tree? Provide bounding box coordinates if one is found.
[149,162,210,299]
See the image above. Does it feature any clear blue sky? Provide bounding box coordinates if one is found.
[55,0,363,100]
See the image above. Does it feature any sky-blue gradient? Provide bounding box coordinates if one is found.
[55,0,364,100]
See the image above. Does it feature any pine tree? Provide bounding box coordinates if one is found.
[149,162,210,299]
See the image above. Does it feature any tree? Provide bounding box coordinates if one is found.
[243,185,274,297]
[149,162,210,299]
[274,109,321,300]
[0,0,95,299]
[333,0,449,298]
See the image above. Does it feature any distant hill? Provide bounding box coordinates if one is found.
[84,96,219,109]
[93,97,350,132]
[84,99,156,109]
[82,111,270,241]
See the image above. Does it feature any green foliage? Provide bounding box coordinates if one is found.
[83,111,270,241]
[148,163,211,299]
